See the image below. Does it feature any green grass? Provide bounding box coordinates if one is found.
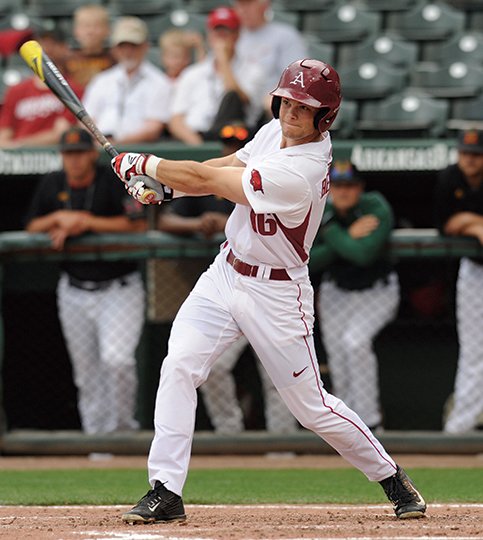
[0,468,481,506]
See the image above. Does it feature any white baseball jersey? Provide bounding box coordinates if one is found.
[226,119,331,272]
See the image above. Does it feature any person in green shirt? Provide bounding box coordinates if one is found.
[310,159,399,431]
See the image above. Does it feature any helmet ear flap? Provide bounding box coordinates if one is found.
[314,107,330,131]
[271,96,281,119]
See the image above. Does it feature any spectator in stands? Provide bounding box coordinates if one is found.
[233,0,307,118]
[0,28,82,147]
[24,126,147,434]
[168,6,265,145]
[434,129,483,434]
[157,123,297,433]
[66,4,115,88]
[310,160,399,431]
[158,28,206,134]
[159,28,205,87]
[82,16,171,144]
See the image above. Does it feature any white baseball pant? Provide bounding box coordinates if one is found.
[200,334,299,433]
[318,273,400,428]
[147,250,397,495]
[57,272,145,434]
[445,257,483,433]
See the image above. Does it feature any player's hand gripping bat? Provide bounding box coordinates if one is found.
[19,40,163,204]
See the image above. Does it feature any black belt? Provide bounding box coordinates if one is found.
[226,250,291,281]
[68,276,128,291]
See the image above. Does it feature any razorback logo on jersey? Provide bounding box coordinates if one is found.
[250,169,264,193]
[290,71,305,88]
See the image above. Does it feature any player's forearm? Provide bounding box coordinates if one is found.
[25,213,58,233]
[444,212,483,235]
[323,224,385,266]
[85,215,142,233]
[151,159,211,196]
[168,116,203,145]
[158,213,202,235]
[115,121,165,144]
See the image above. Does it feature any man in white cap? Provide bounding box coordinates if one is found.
[83,16,171,144]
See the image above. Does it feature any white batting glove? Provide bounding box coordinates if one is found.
[111,152,150,183]
[126,175,173,205]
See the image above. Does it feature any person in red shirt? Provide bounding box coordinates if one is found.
[0,28,83,148]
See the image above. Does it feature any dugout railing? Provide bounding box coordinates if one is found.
[0,229,483,455]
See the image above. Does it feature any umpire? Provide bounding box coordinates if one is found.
[310,160,399,431]
[25,126,147,434]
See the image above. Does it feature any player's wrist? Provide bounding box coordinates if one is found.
[145,155,163,179]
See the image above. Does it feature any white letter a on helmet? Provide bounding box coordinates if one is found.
[290,71,305,88]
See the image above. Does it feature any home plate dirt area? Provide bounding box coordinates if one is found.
[0,454,482,540]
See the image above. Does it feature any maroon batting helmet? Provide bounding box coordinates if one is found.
[270,58,342,133]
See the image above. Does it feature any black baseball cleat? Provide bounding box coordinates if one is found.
[122,481,186,524]
[379,465,427,519]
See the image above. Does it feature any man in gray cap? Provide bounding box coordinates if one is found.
[434,129,483,433]
[83,16,171,144]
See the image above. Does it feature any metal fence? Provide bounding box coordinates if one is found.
[0,229,481,438]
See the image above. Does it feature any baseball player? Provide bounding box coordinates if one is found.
[434,129,483,433]
[111,59,426,522]
[310,160,400,431]
[25,127,146,434]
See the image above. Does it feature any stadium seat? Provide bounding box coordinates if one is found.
[445,0,483,10]
[365,0,418,11]
[27,0,102,18]
[273,0,335,12]
[0,0,14,16]
[303,2,382,43]
[270,9,300,28]
[330,99,357,139]
[338,34,418,69]
[145,9,206,44]
[0,9,49,34]
[423,31,483,64]
[357,90,449,138]
[187,0,231,14]
[386,1,465,41]
[468,12,483,32]
[146,45,161,68]
[306,38,335,66]
[108,0,178,17]
[447,94,483,131]
[0,66,29,101]
[337,60,408,100]
[410,61,483,98]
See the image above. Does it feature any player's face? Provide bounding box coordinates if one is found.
[279,98,320,146]
[458,151,483,181]
[330,182,363,212]
[62,150,98,185]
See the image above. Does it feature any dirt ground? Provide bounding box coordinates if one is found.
[0,454,482,540]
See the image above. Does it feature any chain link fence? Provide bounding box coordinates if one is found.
[0,231,479,435]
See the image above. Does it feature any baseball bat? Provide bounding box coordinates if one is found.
[19,40,159,203]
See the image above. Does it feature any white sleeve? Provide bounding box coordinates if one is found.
[145,77,172,123]
[235,120,273,163]
[82,75,105,119]
[170,70,194,116]
[241,160,311,222]
[276,28,308,74]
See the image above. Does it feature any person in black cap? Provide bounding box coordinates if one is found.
[309,159,399,431]
[434,129,483,433]
[25,126,147,435]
